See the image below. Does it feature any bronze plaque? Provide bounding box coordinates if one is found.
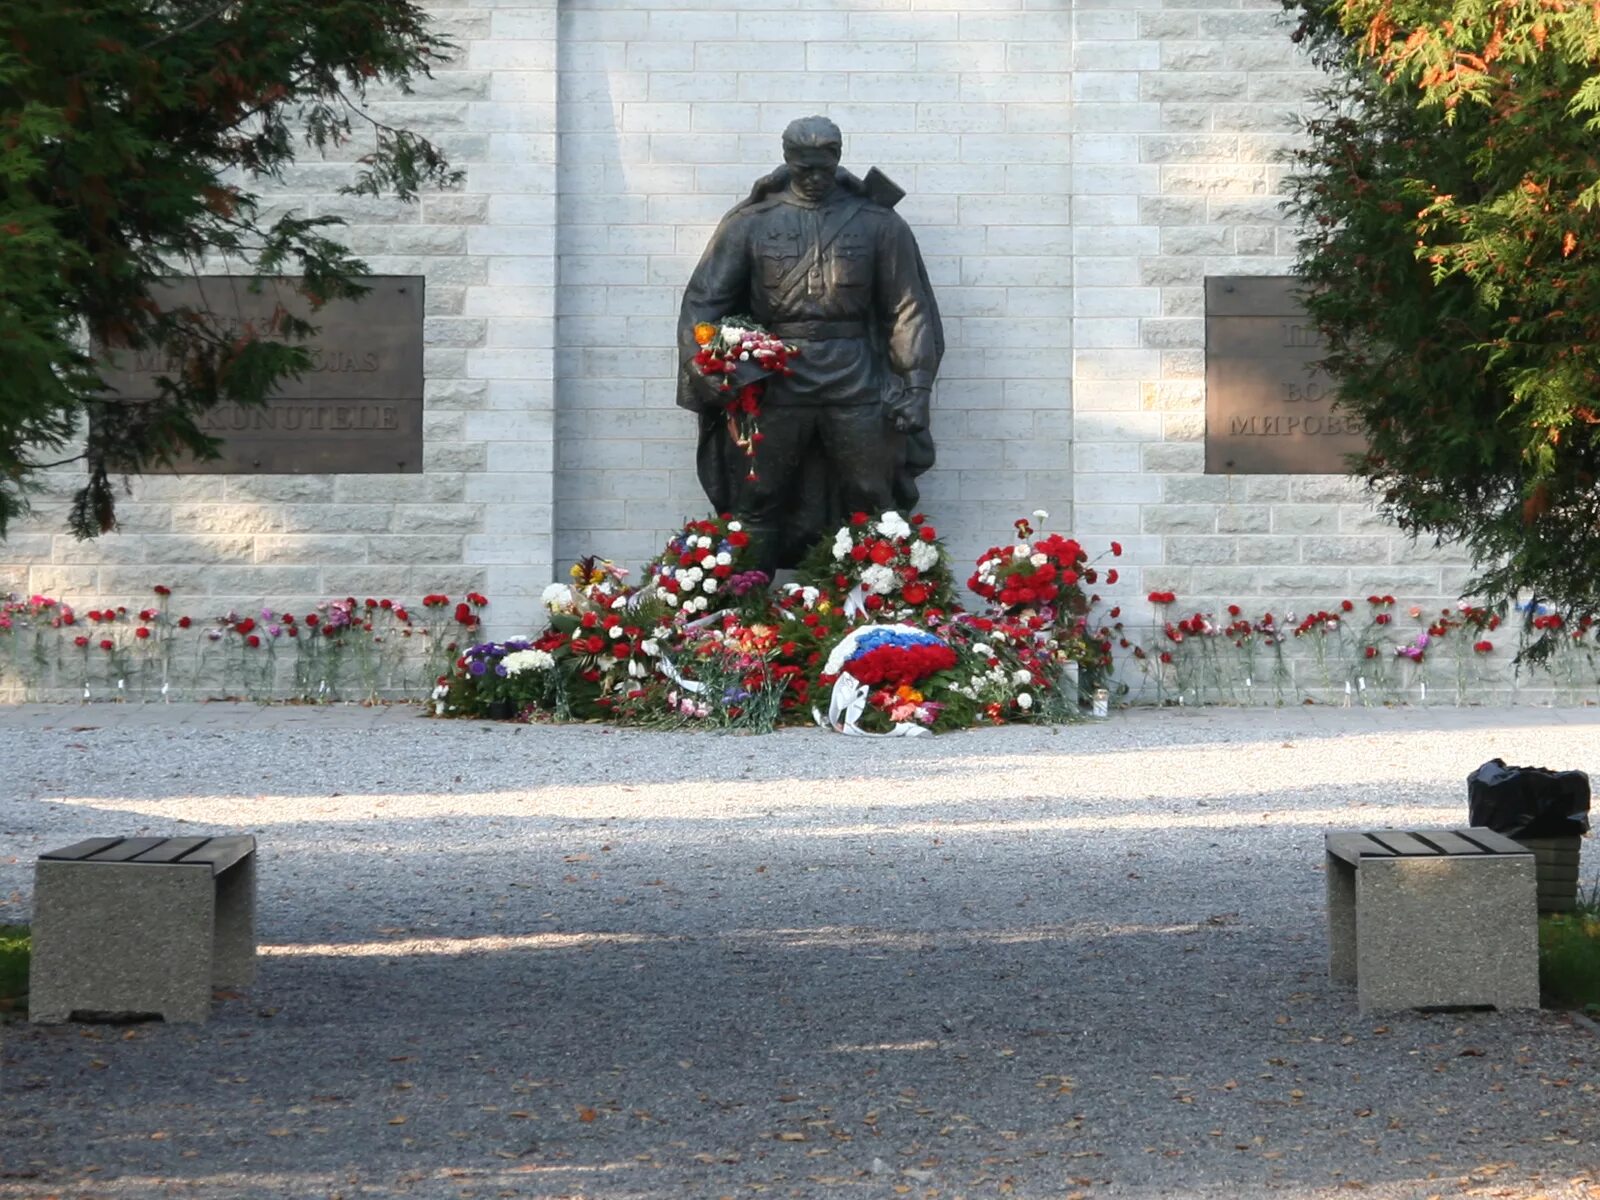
[94,276,424,473]
[1205,275,1366,474]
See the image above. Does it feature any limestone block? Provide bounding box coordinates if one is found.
[1352,855,1538,1013]
[29,842,255,1025]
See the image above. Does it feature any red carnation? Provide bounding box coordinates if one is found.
[153,585,171,596]
[919,527,936,542]
[729,531,750,548]
[1474,640,1493,653]
[1341,599,1354,612]
[177,616,192,629]
[1106,569,1118,584]
[236,618,256,634]
[850,512,869,526]
[135,627,150,640]
[850,544,869,561]
[1158,651,1172,664]
[869,542,895,565]
[247,634,261,648]
[99,639,114,652]
[73,635,89,648]
[305,613,320,627]
[1364,646,1378,658]
[1110,542,1122,556]
[380,598,393,610]
[454,603,473,623]
[902,582,929,606]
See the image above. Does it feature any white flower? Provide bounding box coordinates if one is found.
[610,595,627,609]
[628,659,649,678]
[665,593,680,607]
[878,511,911,540]
[687,567,703,583]
[502,649,555,675]
[727,521,742,532]
[1017,692,1033,710]
[642,638,659,656]
[832,530,853,561]
[973,642,992,656]
[701,553,716,568]
[541,582,575,611]
[716,551,732,566]
[696,535,713,550]
[909,541,939,572]
[1013,669,1032,684]
[721,325,743,344]
[860,564,896,595]
[703,579,718,594]
[1032,509,1049,524]
[607,625,623,639]
[1012,544,1030,559]
[1029,552,1048,568]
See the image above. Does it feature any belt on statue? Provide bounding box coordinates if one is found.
[768,320,867,340]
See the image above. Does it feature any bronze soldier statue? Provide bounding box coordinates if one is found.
[676,115,944,571]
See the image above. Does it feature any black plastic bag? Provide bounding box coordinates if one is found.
[1467,758,1591,838]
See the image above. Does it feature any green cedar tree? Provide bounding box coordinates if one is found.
[0,0,457,539]
[1283,1,1600,657]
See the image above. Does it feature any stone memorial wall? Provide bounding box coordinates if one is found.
[0,0,1472,642]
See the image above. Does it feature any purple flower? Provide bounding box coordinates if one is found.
[728,569,771,597]
[468,659,487,677]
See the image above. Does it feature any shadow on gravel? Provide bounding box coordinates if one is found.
[3,809,1597,1200]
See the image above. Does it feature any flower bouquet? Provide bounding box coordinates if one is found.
[799,510,955,625]
[645,514,764,617]
[691,317,799,482]
[969,511,1109,627]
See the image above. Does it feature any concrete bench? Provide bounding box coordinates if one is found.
[1325,827,1538,1014]
[29,836,256,1023]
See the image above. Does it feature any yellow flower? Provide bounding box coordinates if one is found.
[569,563,586,581]
[694,322,717,346]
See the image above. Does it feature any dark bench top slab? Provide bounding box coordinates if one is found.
[40,836,255,875]
[1326,827,1529,866]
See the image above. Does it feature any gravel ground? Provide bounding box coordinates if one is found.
[0,702,1597,1200]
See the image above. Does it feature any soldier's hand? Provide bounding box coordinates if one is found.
[891,387,931,434]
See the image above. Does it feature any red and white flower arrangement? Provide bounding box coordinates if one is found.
[646,514,761,616]
[811,509,954,623]
[969,510,1096,622]
[691,317,798,482]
